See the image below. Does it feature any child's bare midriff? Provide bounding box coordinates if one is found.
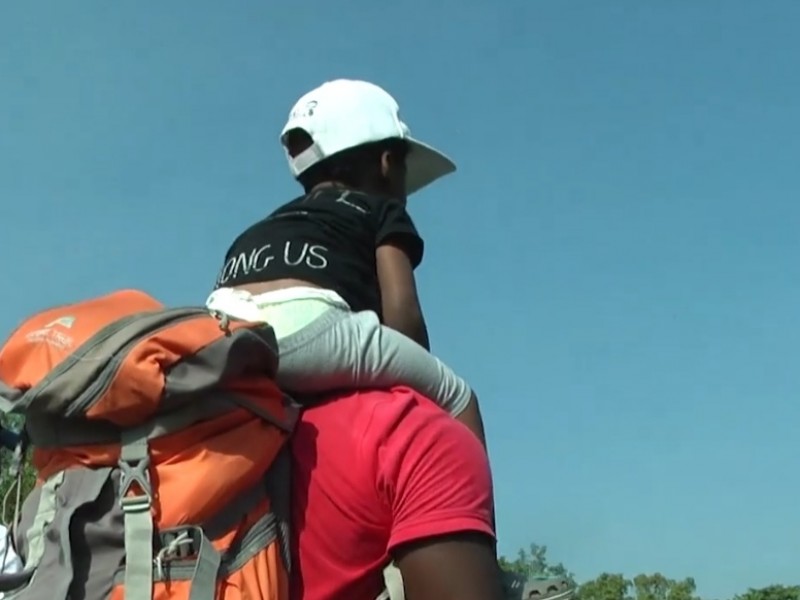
[232,278,322,295]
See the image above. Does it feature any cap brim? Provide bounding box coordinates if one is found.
[405,137,456,196]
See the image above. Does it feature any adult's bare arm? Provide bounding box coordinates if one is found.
[394,532,504,600]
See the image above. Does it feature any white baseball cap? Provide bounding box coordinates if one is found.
[280,79,456,196]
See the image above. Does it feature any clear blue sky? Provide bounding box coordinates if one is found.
[1,2,798,597]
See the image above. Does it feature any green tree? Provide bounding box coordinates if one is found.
[734,586,800,600]
[577,573,630,600]
[499,543,575,583]
[576,573,700,600]
[0,414,36,525]
[631,574,700,600]
[503,541,800,600]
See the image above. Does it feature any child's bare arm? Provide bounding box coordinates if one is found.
[376,242,430,350]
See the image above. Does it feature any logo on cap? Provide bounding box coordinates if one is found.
[291,100,317,120]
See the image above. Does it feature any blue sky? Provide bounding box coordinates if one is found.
[1,1,798,597]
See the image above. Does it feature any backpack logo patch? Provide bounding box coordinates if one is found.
[25,315,77,349]
[45,316,76,329]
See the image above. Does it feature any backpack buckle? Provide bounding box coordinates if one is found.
[118,433,153,511]
[118,454,153,509]
[154,526,211,580]
[159,526,203,560]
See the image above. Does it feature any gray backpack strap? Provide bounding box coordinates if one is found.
[109,510,281,590]
[376,562,405,600]
[153,525,221,600]
[0,467,112,598]
[501,570,527,600]
[118,426,156,600]
[0,380,23,414]
[114,420,223,600]
[263,447,292,571]
[0,471,65,593]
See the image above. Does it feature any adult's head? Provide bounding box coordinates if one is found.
[280,79,456,202]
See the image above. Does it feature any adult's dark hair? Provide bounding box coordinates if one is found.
[283,129,409,193]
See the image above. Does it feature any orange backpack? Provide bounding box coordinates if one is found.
[0,289,297,600]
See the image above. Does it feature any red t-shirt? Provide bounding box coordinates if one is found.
[290,387,495,600]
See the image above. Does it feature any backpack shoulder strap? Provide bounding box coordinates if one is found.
[377,562,405,600]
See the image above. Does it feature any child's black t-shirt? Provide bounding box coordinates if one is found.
[215,188,424,316]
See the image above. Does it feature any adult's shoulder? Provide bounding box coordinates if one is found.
[297,387,473,476]
[293,388,493,550]
[299,388,445,438]
[289,389,415,514]
[336,388,495,551]
[296,388,416,440]
[294,388,439,460]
